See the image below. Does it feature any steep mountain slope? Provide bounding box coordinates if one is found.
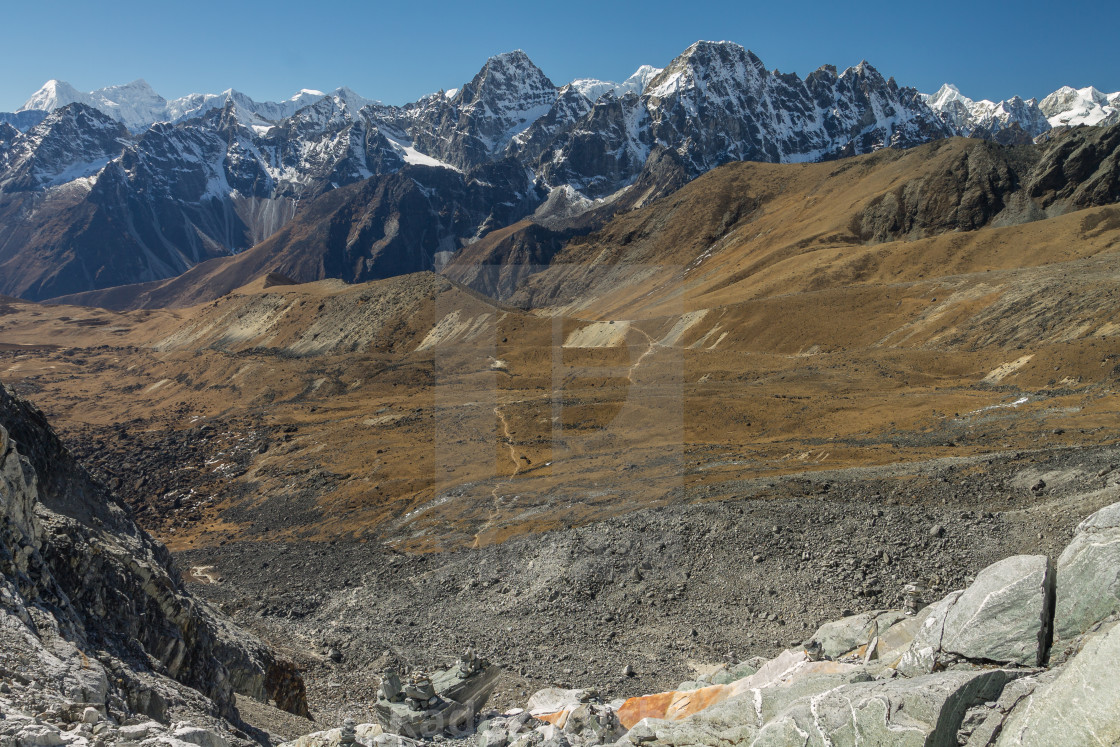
[0,381,307,727]
[51,160,542,309]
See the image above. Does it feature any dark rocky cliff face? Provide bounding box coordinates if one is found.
[0,382,308,722]
[853,123,1120,243]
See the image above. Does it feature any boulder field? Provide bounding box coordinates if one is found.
[287,495,1120,747]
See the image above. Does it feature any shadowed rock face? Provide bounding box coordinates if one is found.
[0,381,307,721]
[853,124,1120,243]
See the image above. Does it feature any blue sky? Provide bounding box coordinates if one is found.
[3,0,1117,111]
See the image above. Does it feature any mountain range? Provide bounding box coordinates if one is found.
[2,36,1120,744]
[0,40,1117,303]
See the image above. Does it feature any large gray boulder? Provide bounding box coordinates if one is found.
[898,555,1053,673]
[994,622,1120,746]
[1053,498,1120,642]
[752,669,1020,747]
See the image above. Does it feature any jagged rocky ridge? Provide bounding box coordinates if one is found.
[2,42,1114,302]
[0,382,308,745]
[284,496,1120,747]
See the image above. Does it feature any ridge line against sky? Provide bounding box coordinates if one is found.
[2,0,1117,113]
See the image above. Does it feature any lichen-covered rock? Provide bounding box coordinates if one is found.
[957,670,1058,746]
[807,609,908,659]
[898,555,1053,673]
[1053,498,1120,642]
[708,661,759,686]
[627,670,871,747]
[752,669,1020,747]
[993,622,1120,746]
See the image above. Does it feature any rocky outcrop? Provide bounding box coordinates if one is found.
[898,555,1054,673]
[854,122,1120,242]
[1052,499,1120,643]
[0,381,307,734]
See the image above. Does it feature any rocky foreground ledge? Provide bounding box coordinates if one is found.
[287,496,1120,747]
[0,383,307,747]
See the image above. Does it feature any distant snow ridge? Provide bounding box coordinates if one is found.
[569,65,664,102]
[922,83,1120,140]
[18,79,378,133]
[921,83,1050,141]
[1039,86,1120,128]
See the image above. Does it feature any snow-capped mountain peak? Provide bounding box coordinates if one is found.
[922,82,1050,141]
[644,40,766,100]
[19,80,90,113]
[1039,85,1120,128]
[568,65,664,102]
[455,50,556,110]
[329,86,378,113]
[87,79,168,132]
[21,79,167,131]
[926,83,970,109]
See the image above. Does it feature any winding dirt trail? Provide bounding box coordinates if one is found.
[472,326,660,546]
[627,326,662,383]
[471,401,525,547]
[494,405,521,479]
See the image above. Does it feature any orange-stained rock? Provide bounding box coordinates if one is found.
[614,650,868,728]
[616,691,677,728]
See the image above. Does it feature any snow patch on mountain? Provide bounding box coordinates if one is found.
[383,134,461,171]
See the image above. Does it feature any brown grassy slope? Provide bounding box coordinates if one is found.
[509,128,1120,319]
[1,132,1119,553]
